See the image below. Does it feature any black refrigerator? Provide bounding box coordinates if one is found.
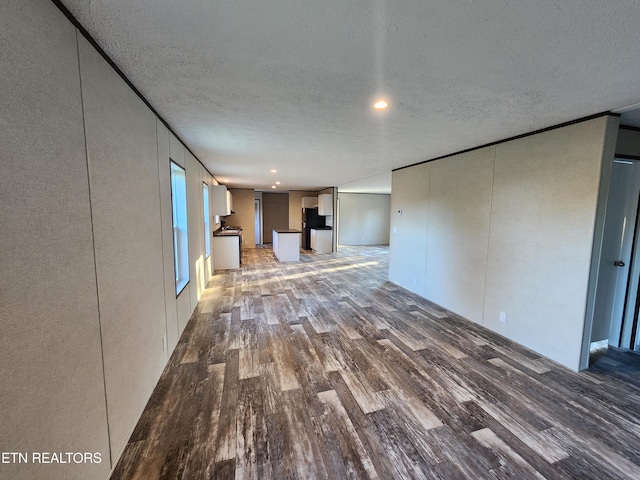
[302,208,325,250]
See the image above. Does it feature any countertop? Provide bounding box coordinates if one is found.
[213,229,241,237]
[310,226,332,230]
[273,229,301,234]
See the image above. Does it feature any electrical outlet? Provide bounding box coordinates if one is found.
[499,312,507,323]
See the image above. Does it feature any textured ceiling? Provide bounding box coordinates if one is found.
[61,0,640,193]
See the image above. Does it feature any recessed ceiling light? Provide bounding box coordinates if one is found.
[270,169,277,173]
[272,185,276,189]
[373,99,388,110]
[276,181,281,185]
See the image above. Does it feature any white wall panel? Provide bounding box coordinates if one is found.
[169,132,185,168]
[390,117,616,370]
[186,150,204,310]
[425,149,494,322]
[78,35,167,458]
[0,2,111,478]
[203,171,213,281]
[389,163,430,296]
[483,117,611,370]
[157,120,180,355]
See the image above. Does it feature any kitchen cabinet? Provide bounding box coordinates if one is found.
[318,193,333,216]
[213,232,240,269]
[310,228,332,253]
[212,185,233,216]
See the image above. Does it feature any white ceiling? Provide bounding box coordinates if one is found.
[61,0,640,194]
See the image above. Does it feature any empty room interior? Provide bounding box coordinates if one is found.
[3,1,640,479]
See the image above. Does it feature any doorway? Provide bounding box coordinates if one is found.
[590,158,640,362]
[254,199,262,245]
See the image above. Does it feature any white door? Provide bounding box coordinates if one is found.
[254,199,262,245]
[592,159,640,348]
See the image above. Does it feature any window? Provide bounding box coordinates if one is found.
[171,161,189,294]
[203,183,211,258]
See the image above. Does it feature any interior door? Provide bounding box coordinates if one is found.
[254,199,262,245]
[593,159,640,348]
[621,189,640,350]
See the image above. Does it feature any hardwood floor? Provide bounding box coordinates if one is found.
[111,246,640,479]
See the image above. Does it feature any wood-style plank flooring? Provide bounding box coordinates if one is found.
[111,246,640,479]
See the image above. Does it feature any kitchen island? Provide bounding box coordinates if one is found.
[272,229,301,262]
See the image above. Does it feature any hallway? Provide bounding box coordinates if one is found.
[111,246,640,479]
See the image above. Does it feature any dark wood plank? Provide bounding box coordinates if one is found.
[111,245,640,480]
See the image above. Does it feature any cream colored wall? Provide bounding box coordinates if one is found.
[389,116,617,370]
[79,34,169,459]
[186,150,204,309]
[337,193,391,245]
[0,2,111,479]
[1,2,214,477]
[484,118,616,370]
[157,122,180,354]
[389,163,430,296]
[425,149,494,322]
[227,189,257,247]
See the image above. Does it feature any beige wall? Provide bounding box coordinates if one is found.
[263,193,290,243]
[0,2,111,479]
[0,2,215,477]
[425,149,494,322]
[390,116,618,370]
[78,35,169,459]
[389,163,430,296]
[157,124,180,354]
[227,189,257,247]
[337,193,391,245]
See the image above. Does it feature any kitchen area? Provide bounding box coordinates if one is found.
[301,194,333,254]
[211,186,336,270]
[211,185,243,270]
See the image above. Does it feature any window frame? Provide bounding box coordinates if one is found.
[170,161,189,296]
[203,182,211,259]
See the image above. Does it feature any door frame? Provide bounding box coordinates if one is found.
[581,155,640,369]
[254,198,262,245]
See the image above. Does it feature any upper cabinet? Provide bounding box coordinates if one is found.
[212,185,233,216]
[318,193,333,216]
